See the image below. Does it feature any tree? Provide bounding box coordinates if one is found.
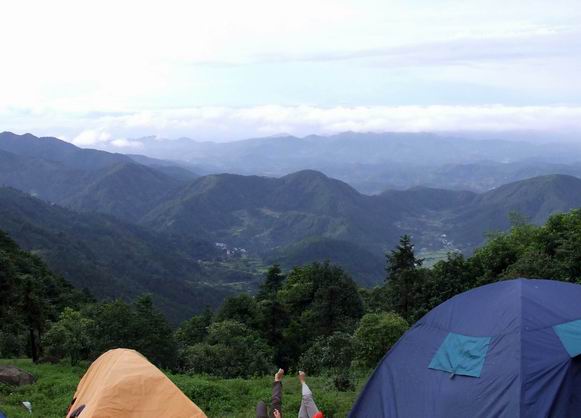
[278,262,364,367]
[281,262,364,336]
[257,265,285,301]
[257,298,289,368]
[90,296,178,369]
[132,295,178,369]
[385,236,426,321]
[179,320,273,378]
[0,231,85,361]
[20,274,50,363]
[417,253,477,317]
[44,308,94,365]
[299,332,354,375]
[91,299,136,354]
[216,293,259,328]
[353,312,408,368]
[386,235,423,278]
[176,308,213,348]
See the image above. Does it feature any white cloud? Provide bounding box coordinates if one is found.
[11,105,579,144]
[72,130,112,146]
[110,138,144,149]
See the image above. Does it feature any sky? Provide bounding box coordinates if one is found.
[1,0,580,146]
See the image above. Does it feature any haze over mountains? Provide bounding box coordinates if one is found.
[2,130,581,320]
[112,132,581,194]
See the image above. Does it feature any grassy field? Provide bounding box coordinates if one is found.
[0,359,366,417]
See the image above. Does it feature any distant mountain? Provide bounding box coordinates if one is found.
[266,237,385,286]
[142,171,581,260]
[0,132,196,221]
[127,153,200,181]
[446,175,581,249]
[0,187,254,323]
[4,131,581,299]
[142,170,401,254]
[62,162,186,222]
[0,131,130,170]
[417,160,581,193]
[107,132,581,193]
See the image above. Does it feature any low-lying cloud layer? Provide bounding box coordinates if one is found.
[4,105,580,146]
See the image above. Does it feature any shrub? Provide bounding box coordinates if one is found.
[353,312,408,368]
[179,320,273,378]
[298,332,354,375]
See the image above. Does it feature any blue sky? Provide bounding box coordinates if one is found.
[1,0,580,145]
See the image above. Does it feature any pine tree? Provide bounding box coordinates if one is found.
[257,265,285,301]
[385,235,425,321]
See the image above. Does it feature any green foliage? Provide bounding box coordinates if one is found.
[216,293,260,328]
[132,295,178,368]
[0,188,240,324]
[88,296,178,369]
[277,262,364,368]
[352,312,409,368]
[267,238,384,286]
[0,230,84,361]
[384,235,427,321]
[257,265,285,301]
[176,308,214,348]
[333,370,356,392]
[43,308,94,365]
[179,321,273,378]
[299,332,354,375]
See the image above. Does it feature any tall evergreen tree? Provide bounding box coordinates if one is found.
[385,235,425,321]
[257,265,285,301]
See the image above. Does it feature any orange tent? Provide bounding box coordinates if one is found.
[67,349,207,418]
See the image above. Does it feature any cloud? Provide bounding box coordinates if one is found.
[1,0,580,115]
[72,129,112,146]
[45,105,581,144]
[71,129,142,149]
[248,28,581,67]
[110,138,144,148]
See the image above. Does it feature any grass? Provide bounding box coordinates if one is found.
[0,359,366,417]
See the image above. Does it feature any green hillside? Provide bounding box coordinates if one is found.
[142,170,400,254]
[446,175,581,250]
[266,237,384,286]
[62,162,185,222]
[0,188,252,323]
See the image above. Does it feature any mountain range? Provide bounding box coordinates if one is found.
[103,132,581,194]
[3,131,581,319]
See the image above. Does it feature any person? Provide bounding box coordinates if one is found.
[256,369,324,418]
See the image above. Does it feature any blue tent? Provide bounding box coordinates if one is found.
[349,278,581,417]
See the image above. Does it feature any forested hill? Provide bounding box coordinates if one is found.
[0,230,85,362]
[5,207,581,388]
[141,172,581,256]
[0,187,246,323]
[4,132,581,317]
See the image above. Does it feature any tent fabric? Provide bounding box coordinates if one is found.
[428,332,491,378]
[0,410,6,418]
[67,349,207,418]
[349,278,581,418]
[553,319,581,357]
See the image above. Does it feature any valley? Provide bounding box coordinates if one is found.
[2,131,581,320]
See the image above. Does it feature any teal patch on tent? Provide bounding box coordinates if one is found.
[429,332,491,378]
[553,319,581,357]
